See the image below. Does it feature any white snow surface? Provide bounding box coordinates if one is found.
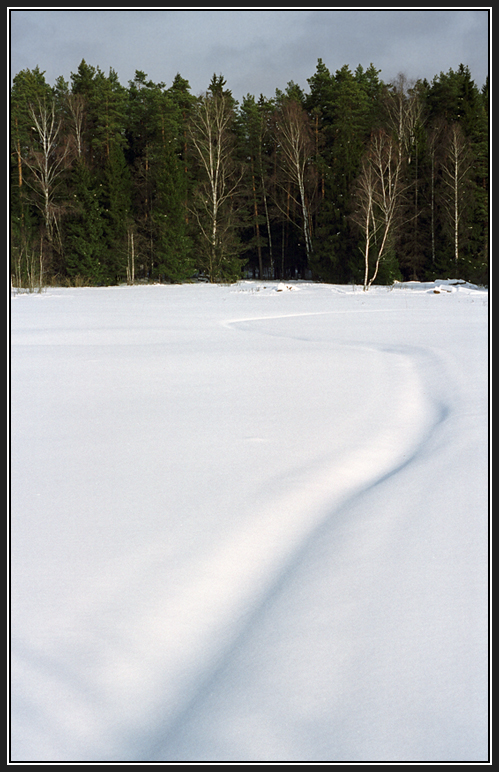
[10,280,489,762]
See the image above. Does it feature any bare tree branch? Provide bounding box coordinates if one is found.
[352,129,412,289]
[272,99,317,263]
[23,98,72,245]
[188,91,243,281]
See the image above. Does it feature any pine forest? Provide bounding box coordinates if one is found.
[10,59,489,289]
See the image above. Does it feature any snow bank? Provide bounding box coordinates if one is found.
[10,281,489,762]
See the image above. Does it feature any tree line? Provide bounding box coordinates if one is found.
[10,59,488,289]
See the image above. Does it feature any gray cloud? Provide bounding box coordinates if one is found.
[10,9,489,99]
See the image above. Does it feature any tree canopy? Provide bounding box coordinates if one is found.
[10,59,489,288]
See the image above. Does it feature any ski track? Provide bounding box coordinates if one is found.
[125,317,454,762]
[10,286,486,761]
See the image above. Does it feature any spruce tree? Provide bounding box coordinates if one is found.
[306,62,379,282]
[64,159,106,283]
[152,138,193,282]
[100,142,133,283]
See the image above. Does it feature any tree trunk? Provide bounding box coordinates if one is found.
[440,123,473,264]
[251,159,263,278]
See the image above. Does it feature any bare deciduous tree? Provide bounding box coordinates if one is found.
[440,122,474,264]
[352,129,409,290]
[66,93,86,158]
[384,74,425,163]
[188,90,243,281]
[23,98,72,248]
[273,99,317,265]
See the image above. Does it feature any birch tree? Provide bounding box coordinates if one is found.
[23,97,71,251]
[273,98,316,266]
[352,129,407,289]
[189,84,243,282]
[439,122,474,264]
[384,74,424,164]
[66,93,86,159]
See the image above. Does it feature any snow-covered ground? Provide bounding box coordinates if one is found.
[10,280,489,762]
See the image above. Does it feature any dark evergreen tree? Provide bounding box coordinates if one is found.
[238,93,278,278]
[304,60,338,280]
[152,138,193,282]
[100,142,133,283]
[306,62,380,282]
[64,159,106,283]
[126,71,193,280]
[166,72,197,216]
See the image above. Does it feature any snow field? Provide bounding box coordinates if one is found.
[10,281,489,761]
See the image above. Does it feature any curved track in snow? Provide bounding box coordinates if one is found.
[131,312,456,761]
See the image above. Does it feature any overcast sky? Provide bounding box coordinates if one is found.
[9,8,490,100]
